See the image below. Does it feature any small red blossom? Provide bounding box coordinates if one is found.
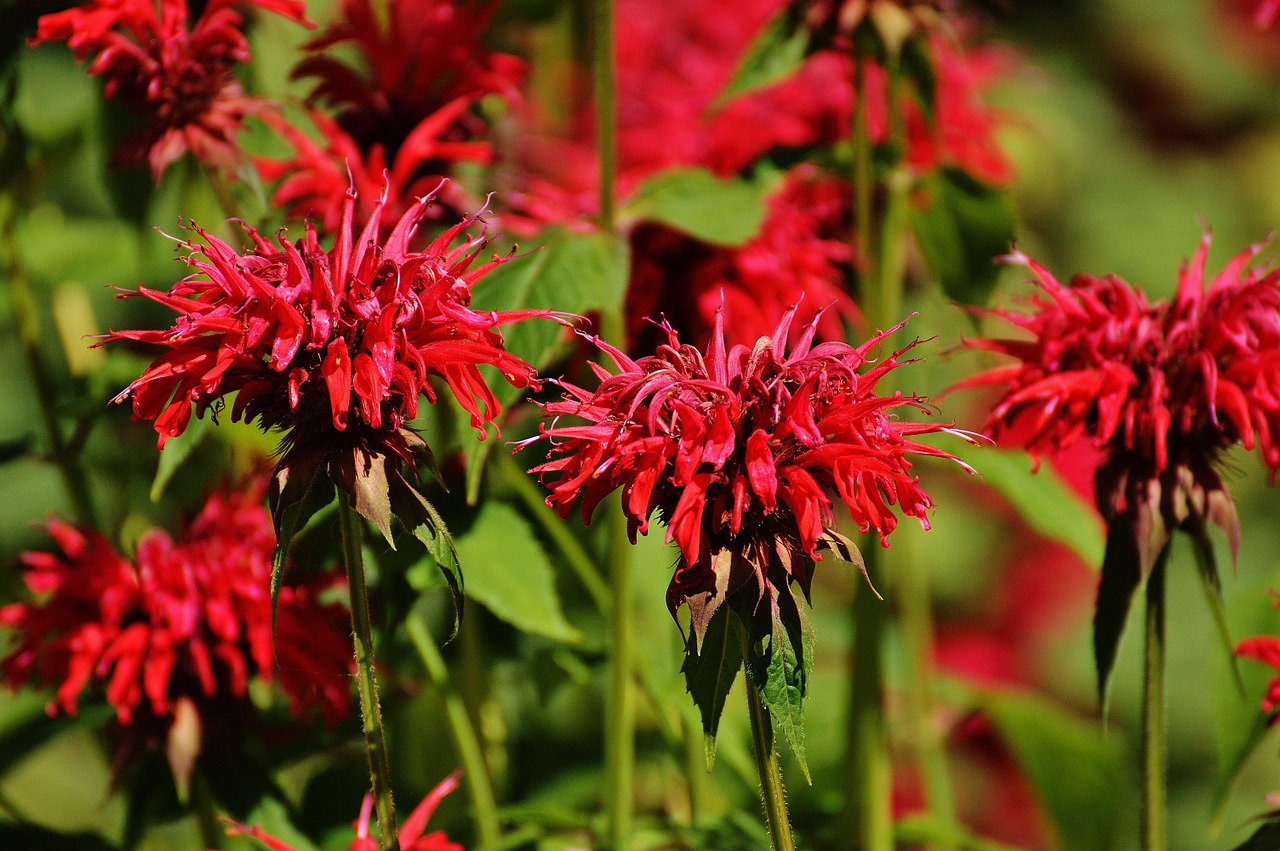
[526,305,974,635]
[955,237,1280,561]
[224,770,464,851]
[0,476,351,728]
[294,0,523,157]
[106,184,557,528]
[33,0,309,181]
[1237,635,1280,717]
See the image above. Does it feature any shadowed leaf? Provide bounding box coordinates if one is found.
[682,604,745,768]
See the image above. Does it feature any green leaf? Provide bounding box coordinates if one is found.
[910,166,1015,306]
[751,589,814,783]
[452,502,581,643]
[682,604,746,768]
[980,689,1128,851]
[465,228,629,502]
[1093,519,1147,717]
[149,415,210,502]
[623,167,772,246]
[391,479,464,641]
[960,446,1105,568]
[1190,531,1245,697]
[713,9,810,107]
[0,695,112,777]
[268,456,334,639]
[1231,815,1280,851]
[818,528,881,599]
[895,814,1024,851]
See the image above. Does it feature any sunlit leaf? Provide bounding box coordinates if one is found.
[624,167,771,246]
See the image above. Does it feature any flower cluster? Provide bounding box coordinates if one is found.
[956,237,1280,559]
[259,0,524,231]
[107,185,554,517]
[224,770,463,851]
[526,305,972,634]
[33,0,308,181]
[0,476,351,727]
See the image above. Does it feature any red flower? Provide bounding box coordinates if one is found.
[257,103,491,236]
[224,770,464,851]
[1237,636,1280,718]
[627,167,859,351]
[526,305,973,632]
[293,0,523,157]
[33,0,309,181]
[106,184,556,526]
[955,237,1280,561]
[0,476,351,727]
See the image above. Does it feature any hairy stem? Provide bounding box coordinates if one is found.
[844,545,894,851]
[1142,549,1170,851]
[747,674,796,851]
[407,614,502,849]
[337,491,399,851]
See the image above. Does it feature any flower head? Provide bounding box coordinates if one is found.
[33,0,309,181]
[526,305,973,637]
[956,237,1280,564]
[107,184,555,528]
[0,476,351,728]
[224,770,463,850]
[294,0,523,157]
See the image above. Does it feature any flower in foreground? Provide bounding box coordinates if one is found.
[956,237,1280,569]
[33,0,309,181]
[223,770,463,850]
[0,475,351,785]
[526,305,974,642]
[107,184,556,540]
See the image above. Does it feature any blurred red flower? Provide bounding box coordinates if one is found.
[526,304,973,632]
[955,237,1280,560]
[0,475,351,727]
[106,185,556,520]
[626,167,859,351]
[33,0,308,181]
[1236,633,1280,717]
[225,770,464,850]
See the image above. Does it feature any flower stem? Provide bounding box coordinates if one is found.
[593,0,617,233]
[844,544,894,851]
[337,490,399,851]
[406,614,502,849]
[603,498,635,850]
[4,217,99,530]
[746,674,796,851]
[1142,549,1170,851]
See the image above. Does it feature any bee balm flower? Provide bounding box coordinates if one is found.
[525,305,974,637]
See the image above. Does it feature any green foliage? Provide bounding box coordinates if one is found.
[681,604,746,768]
[743,589,815,783]
[1230,815,1280,851]
[453,502,580,643]
[714,8,810,107]
[961,446,1106,568]
[149,415,210,502]
[979,689,1129,851]
[911,167,1015,307]
[623,167,772,246]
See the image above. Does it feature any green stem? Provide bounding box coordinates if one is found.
[407,615,502,849]
[4,218,98,529]
[592,0,617,232]
[896,533,956,851]
[851,55,874,270]
[747,675,796,851]
[1142,550,1169,851]
[191,771,222,850]
[203,165,241,223]
[681,709,707,826]
[337,491,399,851]
[844,544,893,851]
[603,498,635,851]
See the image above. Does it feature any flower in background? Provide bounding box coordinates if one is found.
[261,0,524,231]
[224,770,464,850]
[626,167,858,351]
[106,184,558,534]
[955,237,1280,566]
[526,304,974,636]
[0,475,351,783]
[1236,593,1280,721]
[32,0,309,181]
